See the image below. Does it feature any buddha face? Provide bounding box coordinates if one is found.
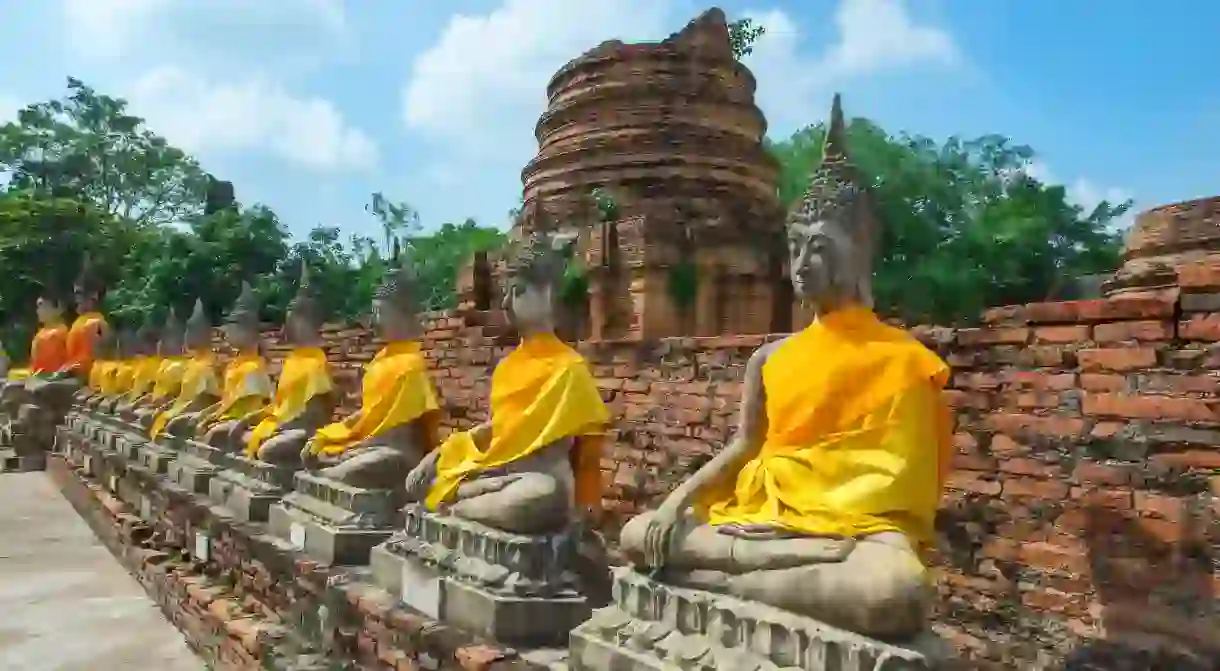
[372,298,420,341]
[35,297,64,325]
[284,305,319,345]
[73,284,99,313]
[222,321,259,351]
[788,215,862,308]
[503,276,554,334]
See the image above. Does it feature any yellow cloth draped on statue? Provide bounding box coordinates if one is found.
[244,347,333,456]
[121,356,163,404]
[425,333,609,512]
[199,352,272,433]
[699,306,952,551]
[147,356,189,404]
[109,361,137,397]
[150,351,220,439]
[87,360,109,390]
[8,368,31,381]
[309,340,439,457]
[29,324,69,374]
[64,312,107,376]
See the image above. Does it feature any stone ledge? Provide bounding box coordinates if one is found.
[48,451,547,671]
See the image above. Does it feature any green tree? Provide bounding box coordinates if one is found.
[0,77,210,227]
[404,219,507,311]
[768,118,1129,323]
[728,18,766,60]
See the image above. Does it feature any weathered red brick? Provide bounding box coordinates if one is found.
[986,412,1086,439]
[1003,476,1070,499]
[1176,261,1220,289]
[1093,320,1174,343]
[956,327,1030,346]
[1077,348,1158,372]
[1083,393,1219,423]
[1080,373,1126,391]
[1033,325,1091,343]
[1023,297,1174,324]
[1179,314,1220,341]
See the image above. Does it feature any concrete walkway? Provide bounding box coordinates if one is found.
[0,472,203,671]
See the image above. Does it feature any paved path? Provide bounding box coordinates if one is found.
[0,472,203,671]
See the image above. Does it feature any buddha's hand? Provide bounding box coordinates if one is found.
[642,500,684,569]
[403,458,434,503]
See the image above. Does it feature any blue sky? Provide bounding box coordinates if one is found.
[1,0,1216,241]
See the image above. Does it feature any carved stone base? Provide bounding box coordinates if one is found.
[569,569,948,671]
[208,455,295,523]
[370,505,590,646]
[267,471,398,566]
[137,438,179,475]
[0,447,45,472]
[166,439,226,494]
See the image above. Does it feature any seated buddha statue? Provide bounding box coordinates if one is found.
[403,232,609,535]
[97,329,144,415]
[150,299,223,438]
[618,96,952,641]
[114,313,171,422]
[52,254,109,384]
[194,282,273,450]
[0,293,69,407]
[234,262,336,465]
[301,245,440,490]
[131,321,193,429]
[77,327,118,410]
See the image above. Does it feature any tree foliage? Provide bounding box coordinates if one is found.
[767,119,1130,323]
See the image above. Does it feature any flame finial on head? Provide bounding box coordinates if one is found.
[187,298,210,332]
[226,281,260,325]
[374,238,419,312]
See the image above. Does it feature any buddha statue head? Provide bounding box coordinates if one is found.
[223,281,261,352]
[35,292,66,326]
[163,307,187,357]
[135,312,163,357]
[0,342,8,378]
[787,94,877,314]
[96,323,117,360]
[185,298,212,352]
[285,260,324,346]
[373,240,422,341]
[117,326,139,359]
[72,254,106,314]
[502,231,573,337]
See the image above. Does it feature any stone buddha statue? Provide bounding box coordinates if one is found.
[77,326,118,410]
[114,312,172,421]
[28,295,70,376]
[236,262,336,465]
[53,254,109,382]
[403,232,609,535]
[94,328,139,415]
[301,244,441,489]
[194,282,273,449]
[130,309,194,428]
[617,95,953,641]
[149,299,222,438]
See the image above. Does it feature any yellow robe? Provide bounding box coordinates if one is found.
[198,352,273,434]
[700,306,952,552]
[64,312,107,377]
[8,368,31,381]
[245,347,333,456]
[425,333,609,513]
[29,323,69,374]
[146,356,190,406]
[150,352,221,439]
[109,361,137,398]
[87,360,109,391]
[120,356,163,404]
[310,341,439,456]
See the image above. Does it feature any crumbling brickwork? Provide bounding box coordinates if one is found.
[210,261,1220,667]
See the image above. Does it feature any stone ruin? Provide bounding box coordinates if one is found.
[12,7,1220,671]
[496,8,788,341]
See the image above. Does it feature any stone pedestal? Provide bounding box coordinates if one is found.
[166,439,227,494]
[268,472,399,566]
[136,436,180,475]
[208,455,295,523]
[370,505,590,647]
[569,569,948,671]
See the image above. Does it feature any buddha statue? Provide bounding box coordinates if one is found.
[403,232,609,535]
[130,310,194,429]
[29,295,70,375]
[77,326,118,409]
[235,262,336,465]
[194,282,273,449]
[617,95,952,640]
[150,299,222,438]
[94,329,139,415]
[114,312,171,421]
[301,243,440,489]
[53,254,109,382]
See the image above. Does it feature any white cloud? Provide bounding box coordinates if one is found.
[743,0,957,134]
[62,0,169,60]
[126,66,378,173]
[0,94,22,124]
[402,0,672,147]
[403,0,957,161]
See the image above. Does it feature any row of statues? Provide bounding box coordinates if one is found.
[42,95,953,647]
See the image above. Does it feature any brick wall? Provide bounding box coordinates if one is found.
[227,264,1220,667]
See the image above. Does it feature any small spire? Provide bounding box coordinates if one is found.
[187,298,210,331]
[823,93,847,161]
